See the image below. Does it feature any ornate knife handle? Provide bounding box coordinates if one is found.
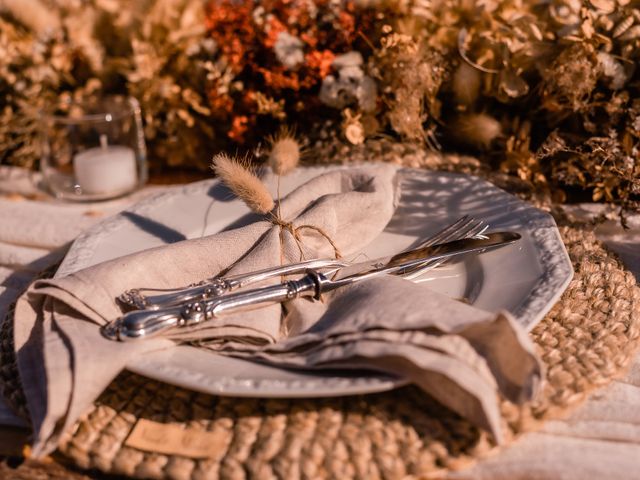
[118,259,345,310]
[119,278,230,310]
[108,270,326,341]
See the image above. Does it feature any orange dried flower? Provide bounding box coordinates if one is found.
[305,50,336,79]
[205,0,379,146]
[228,115,249,142]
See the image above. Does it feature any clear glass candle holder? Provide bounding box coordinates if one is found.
[40,96,147,201]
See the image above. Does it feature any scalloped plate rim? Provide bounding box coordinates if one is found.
[56,165,573,398]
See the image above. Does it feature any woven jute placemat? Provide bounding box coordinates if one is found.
[2,223,638,479]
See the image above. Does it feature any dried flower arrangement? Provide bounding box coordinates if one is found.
[0,0,638,216]
[378,0,640,217]
[0,4,95,168]
[0,0,217,171]
[203,0,381,144]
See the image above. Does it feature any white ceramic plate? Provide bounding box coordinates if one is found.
[57,166,573,397]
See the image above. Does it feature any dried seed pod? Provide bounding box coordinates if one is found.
[268,127,300,176]
[498,69,530,100]
[344,119,365,145]
[548,0,581,26]
[612,16,634,38]
[619,24,640,41]
[597,14,615,31]
[211,153,274,214]
[528,22,544,42]
[589,0,616,14]
[342,109,366,145]
[344,122,365,145]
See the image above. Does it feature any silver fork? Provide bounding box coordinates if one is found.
[400,217,488,280]
[118,215,485,310]
[107,230,517,341]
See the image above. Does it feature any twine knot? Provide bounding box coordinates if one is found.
[269,214,342,261]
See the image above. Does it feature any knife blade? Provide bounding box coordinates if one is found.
[105,231,520,341]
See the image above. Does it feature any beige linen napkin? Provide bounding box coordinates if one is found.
[14,165,398,454]
[212,276,540,441]
[12,164,540,456]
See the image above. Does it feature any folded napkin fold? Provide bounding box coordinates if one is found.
[12,164,541,456]
[214,276,540,439]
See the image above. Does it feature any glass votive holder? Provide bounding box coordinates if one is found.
[40,96,148,201]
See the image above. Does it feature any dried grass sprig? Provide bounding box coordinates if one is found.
[268,127,301,176]
[211,153,274,214]
[211,151,341,261]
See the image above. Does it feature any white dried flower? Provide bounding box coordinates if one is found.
[274,31,304,70]
[319,52,377,113]
[597,52,629,90]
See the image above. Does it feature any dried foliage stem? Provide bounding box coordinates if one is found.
[269,126,301,233]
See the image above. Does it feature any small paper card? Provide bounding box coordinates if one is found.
[125,418,225,458]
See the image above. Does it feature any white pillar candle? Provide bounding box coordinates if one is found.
[73,144,137,194]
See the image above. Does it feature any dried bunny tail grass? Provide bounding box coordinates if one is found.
[211,153,274,214]
[268,126,301,175]
[451,113,502,149]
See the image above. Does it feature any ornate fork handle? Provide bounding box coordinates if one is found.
[109,272,324,341]
[118,259,345,310]
[119,278,230,310]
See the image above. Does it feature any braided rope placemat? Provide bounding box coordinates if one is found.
[1,224,639,479]
[52,225,640,478]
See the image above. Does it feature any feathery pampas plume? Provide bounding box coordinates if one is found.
[212,153,275,214]
[268,127,300,176]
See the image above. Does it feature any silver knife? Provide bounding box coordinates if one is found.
[118,257,349,310]
[118,215,481,310]
[103,231,520,341]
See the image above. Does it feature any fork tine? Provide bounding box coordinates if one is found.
[400,217,487,280]
[412,215,473,249]
[453,220,486,240]
[421,216,484,248]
